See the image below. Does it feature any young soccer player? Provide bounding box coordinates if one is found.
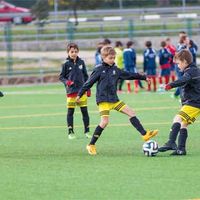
[158,49,200,155]
[188,39,198,65]
[158,40,173,90]
[143,41,157,92]
[166,37,176,82]
[123,41,138,93]
[76,46,158,155]
[59,43,91,139]
[114,41,124,93]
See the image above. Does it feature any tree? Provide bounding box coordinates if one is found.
[31,0,49,23]
[31,0,49,34]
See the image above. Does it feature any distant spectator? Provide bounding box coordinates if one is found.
[188,39,198,65]
[158,40,173,91]
[123,41,139,93]
[95,42,104,65]
[143,41,157,92]
[94,38,112,66]
[103,38,111,45]
[166,37,176,82]
[114,41,124,93]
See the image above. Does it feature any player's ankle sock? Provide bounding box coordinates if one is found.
[90,125,104,145]
[159,76,162,84]
[68,127,74,134]
[80,107,90,133]
[127,82,131,92]
[178,128,188,150]
[165,76,170,84]
[168,122,181,143]
[171,75,176,82]
[152,77,157,91]
[67,108,74,134]
[130,116,146,135]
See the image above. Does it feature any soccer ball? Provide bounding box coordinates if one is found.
[143,140,158,157]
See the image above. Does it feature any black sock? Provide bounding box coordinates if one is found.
[178,128,188,150]
[130,116,146,135]
[80,107,90,133]
[67,108,75,134]
[90,125,104,145]
[168,122,181,143]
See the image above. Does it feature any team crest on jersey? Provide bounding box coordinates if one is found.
[113,70,116,75]
[79,65,83,69]
[69,67,72,70]
[102,70,105,73]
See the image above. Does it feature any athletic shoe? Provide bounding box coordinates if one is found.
[68,134,76,140]
[170,149,186,156]
[86,144,97,155]
[0,91,4,97]
[85,133,92,139]
[158,141,177,152]
[142,130,158,141]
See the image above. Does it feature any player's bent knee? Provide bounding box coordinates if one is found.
[173,115,182,123]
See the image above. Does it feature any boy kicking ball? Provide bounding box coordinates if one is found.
[159,49,200,156]
[76,46,158,155]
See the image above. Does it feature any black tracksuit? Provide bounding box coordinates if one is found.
[78,62,147,104]
[169,63,200,108]
[59,56,89,94]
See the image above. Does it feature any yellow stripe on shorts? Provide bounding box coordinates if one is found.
[100,110,109,116]
[114,101,126,111]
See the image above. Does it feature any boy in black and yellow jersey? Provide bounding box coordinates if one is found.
[59,43,91,139]
[159,49,200,155]
[76,46,158,155]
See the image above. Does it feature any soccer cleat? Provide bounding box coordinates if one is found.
[142,130,158,141]
[86,144,97,155]
[158,141,177,152]
[0,91,4,97]
[68,134,76,140]
[85,133,92,139]
[170,149,186,156]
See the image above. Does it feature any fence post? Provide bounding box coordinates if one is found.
[4,22,13,75]
[67,21,74,41]
[186,18,192,37]
[128,19,134,40]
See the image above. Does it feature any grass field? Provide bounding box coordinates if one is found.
[0,83,200,200]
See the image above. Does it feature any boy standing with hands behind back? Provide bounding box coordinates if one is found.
[76,46,158,155]
[59,43,91,139]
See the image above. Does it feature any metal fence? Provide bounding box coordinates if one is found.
[1,6,200,77]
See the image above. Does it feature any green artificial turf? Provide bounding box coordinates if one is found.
[0,84,200,200]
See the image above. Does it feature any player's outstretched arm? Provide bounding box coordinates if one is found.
[119,69,147,81]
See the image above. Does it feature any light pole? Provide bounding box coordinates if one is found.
[119,0,123,9]
[54,0,58,38]
[182,0,186,12]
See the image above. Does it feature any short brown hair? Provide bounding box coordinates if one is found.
[145,41,152,48]
[161,40,166,48]
[126,41,134,48]
[66,43,79,52]
[101,46,116,58]
[174,49,193,64]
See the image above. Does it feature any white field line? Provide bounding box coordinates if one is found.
[0,121,199,131]
[3,91,64,95]
[0,106,179,119]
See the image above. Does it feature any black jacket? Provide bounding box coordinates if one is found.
[169,63,200,108]
[78,62,147,104]
[59,56,89,94]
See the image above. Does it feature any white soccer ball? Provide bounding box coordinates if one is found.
[143,140,158,157]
